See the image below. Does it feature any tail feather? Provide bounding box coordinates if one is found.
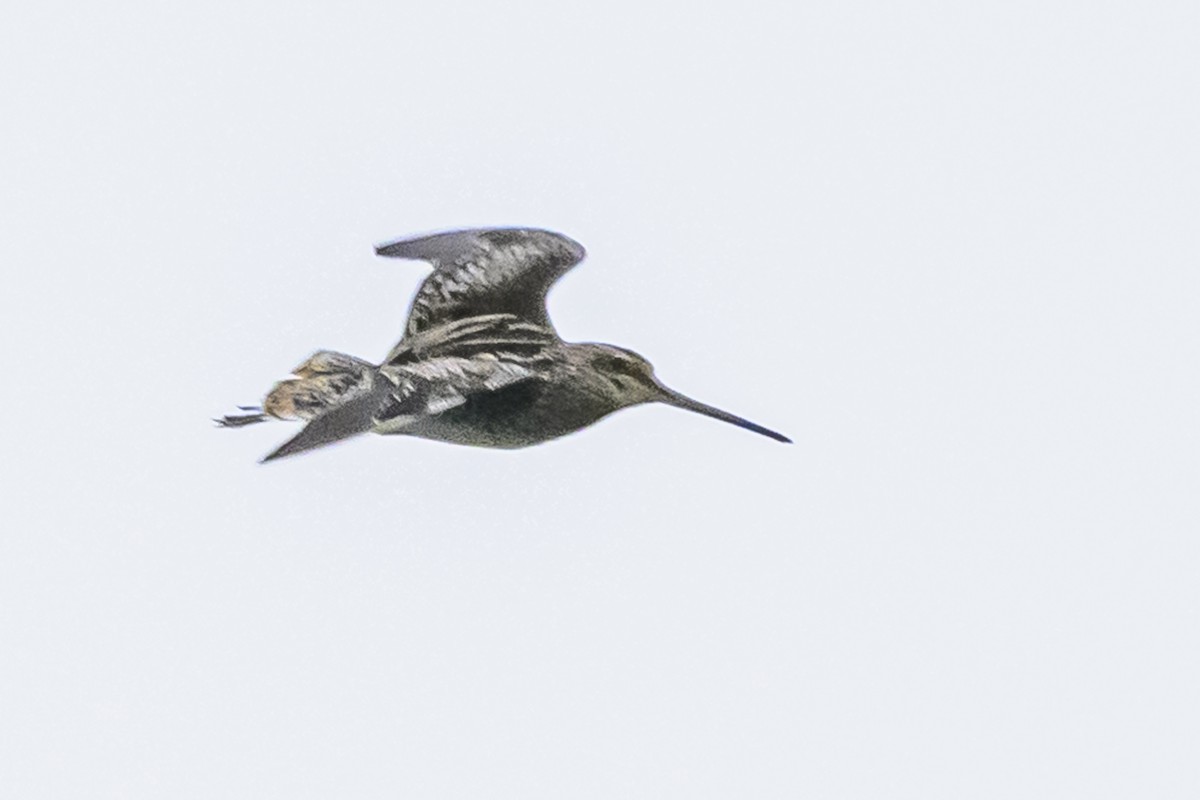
[215,407,268,427]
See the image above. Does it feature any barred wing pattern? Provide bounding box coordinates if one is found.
[383,313,557,366]
[375,228,586,337]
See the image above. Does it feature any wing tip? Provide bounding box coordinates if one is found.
[373,227,480,260]
[258,442,294,464]
[374,239,411,258]
[373,227,586,263]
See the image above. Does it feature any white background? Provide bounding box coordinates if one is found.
[2,2,1197,798]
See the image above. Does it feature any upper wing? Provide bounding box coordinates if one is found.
[382,312,558,366]
[375,228,586,337]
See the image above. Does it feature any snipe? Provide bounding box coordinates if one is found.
[218,228,790,461]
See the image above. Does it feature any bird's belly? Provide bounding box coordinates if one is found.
[397,417,560,449]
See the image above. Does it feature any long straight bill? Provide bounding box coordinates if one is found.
[659,389,792,443]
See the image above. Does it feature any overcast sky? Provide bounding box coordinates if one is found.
[2,2,1198,798]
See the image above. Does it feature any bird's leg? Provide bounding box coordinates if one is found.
[214,405,269,427]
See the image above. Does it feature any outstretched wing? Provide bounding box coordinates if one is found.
[375,228,586,337]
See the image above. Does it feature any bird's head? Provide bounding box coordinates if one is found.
[583,345,662,404]
[581,344,792,443]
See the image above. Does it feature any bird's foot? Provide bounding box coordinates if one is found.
[214,406,268,428]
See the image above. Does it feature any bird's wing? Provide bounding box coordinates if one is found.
[260,382,390,463]
[373,356,540,429]
[375,228,586,337]
[261,355,542,461]
[382,312,558,366]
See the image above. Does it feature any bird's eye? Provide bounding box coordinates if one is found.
[596,356,630,374]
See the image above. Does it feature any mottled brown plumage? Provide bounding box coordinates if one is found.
[217,228,790,462]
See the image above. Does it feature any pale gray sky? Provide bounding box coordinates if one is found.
[2,2,1198,798]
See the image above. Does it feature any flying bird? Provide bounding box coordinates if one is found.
[218,228,790,461]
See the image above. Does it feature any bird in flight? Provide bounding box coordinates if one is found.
[218,228,790,462]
